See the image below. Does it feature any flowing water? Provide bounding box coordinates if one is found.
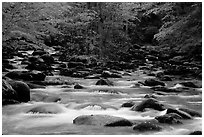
[2,49,202,135]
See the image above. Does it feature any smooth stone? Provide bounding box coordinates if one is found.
[73,115,132,127]
[121,101,136,108]
[143,79,165,86]
[95,78,114,86]
[178,108,201,117]
[166,108,192,119]
[74,83,85,89]
[8,80,30,102]
[155,113,183,124]
[133,121,162,132]
[131,98,166,112]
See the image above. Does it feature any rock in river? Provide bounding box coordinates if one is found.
[166,108,192,119]
[73,115,132,127]
[143,79,165,86]
[8,80,30,102]
[74,83,85,89]
[95,78,114,86]
[178,108,201,117]
[131,98,166,111]
[155,113,183,124]
[133,121,162,132]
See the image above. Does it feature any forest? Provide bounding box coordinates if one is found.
[2,2,202,135]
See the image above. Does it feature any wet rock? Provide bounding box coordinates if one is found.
[5,71,46,81]
[74,103,117,110]
[73,115,132,127]
[179,81,200,88]
[2,79,18,105]
[41,54,55,64]
[155,113,183,124]
[95,78,114,86]
[133,121,162,132]
[74,83,85,89]
[100,71,122,78]
[143,79,165,86]
[131,98,165,111]
[178,108,201,117]
[189,131,202,135]
[144,94,157,99]
[166,108,192,119]
[27,104,64,114]
[8,80,30,102]
[121,101,135,108]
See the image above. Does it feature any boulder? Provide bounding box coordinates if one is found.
[73,115,132,127]
[178,108,201,117]
[74,83,85,89]
[155,113,183,124]
[179,82,200,88]
[131,98,166,111]
[95,78,114,86]
[41,54,55,64]
[133,121,162,132]
[8,80,30,102]
[166,108,192,119]
[2,79,18,105]
[27,104,64,114]
[143,79,165,86]
[5,71,46,81]
[121,101,135,108]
